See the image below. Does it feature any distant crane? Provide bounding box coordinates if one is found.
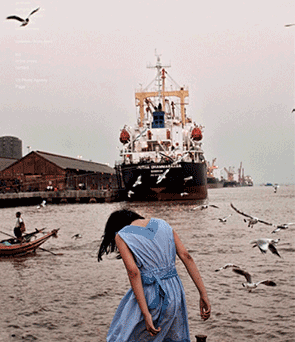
[238,162,245,185]
[206,158,218,177]
[224,167,235,182]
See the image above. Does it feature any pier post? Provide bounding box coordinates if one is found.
[195,335,207,342]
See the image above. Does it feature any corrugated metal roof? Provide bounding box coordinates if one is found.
[0,158,18,171]
[35,151,115,174]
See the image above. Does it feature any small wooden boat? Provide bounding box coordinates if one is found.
[0,229,59,257]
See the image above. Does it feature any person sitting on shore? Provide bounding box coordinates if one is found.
[14,212,26,243]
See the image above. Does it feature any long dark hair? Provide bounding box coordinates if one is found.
[97,209,144,262]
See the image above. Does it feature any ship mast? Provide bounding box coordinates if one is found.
[147,52,170,107]
[135,53,189,127]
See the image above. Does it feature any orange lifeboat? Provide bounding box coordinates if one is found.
[191,127,202,141]
[120,128,130,144]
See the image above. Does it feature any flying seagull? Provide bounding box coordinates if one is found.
[271,222,295,234]
[156,168,170,184]
[215,263,241,272]
[250,238,281,258]
[6,7,40,27]
[285,23,295,27]
[218,214,232,223]
[192,204,219,210]
[132,175,142,187]
[127,190,134,198]
[273,184,279,193]
[180,192,189,197]
[184,176,193,182]
[232,268,276,292]
[37,200,46,209]
[230,203,273,228]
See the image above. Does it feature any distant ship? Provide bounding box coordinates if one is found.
[223,163,253,187]
[115,54,207,201]
[206,158,224,189]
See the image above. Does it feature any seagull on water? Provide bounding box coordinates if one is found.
[230,203,273,228]
[232,268,277,292]
[132,175,142,187]
[6,7,40,26]
[218,214,232,223]
[215,263,241,272]
[250,238,281,257]
[72,234,82,239]
[192,204,219,210]
[37,200,46,209]
[271,222,295,234]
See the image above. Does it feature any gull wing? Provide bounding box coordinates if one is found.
[191,204,202,211]
[230,203,253,219]
[215,263,240,271]
[232,268,252,283]
[271,226,281,234]
[209,204,219,209]
[257,218,273,226]
[28,7,40,17]
[6,15,24,22]
[219,214,232,220]
[268,243,281,258]
[257,280,276,287]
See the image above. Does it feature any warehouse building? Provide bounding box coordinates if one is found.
[0,151,117,193]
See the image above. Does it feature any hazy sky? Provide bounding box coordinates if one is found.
[1,0,294,184]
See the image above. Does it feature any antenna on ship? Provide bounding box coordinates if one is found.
[147,50,170,106]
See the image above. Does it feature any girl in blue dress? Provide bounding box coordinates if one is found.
[98,209,211,341]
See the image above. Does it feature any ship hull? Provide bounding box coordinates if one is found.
[207,177,224,189]
[116,161,207,201]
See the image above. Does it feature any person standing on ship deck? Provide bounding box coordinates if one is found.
[97,209,211,341]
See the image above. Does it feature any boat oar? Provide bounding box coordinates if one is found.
[39,247,63,256]
[0,230,14,238]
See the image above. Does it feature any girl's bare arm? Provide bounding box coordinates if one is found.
[173,230,211,320]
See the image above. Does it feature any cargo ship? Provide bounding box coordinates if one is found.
[206,158,224,188]
[223,163,253,187]
[115,54,207,201]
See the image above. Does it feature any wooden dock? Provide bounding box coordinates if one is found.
[0,189,120,208]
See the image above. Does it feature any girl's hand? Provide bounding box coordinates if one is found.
[200,295,211,321]
[144,313,161,337]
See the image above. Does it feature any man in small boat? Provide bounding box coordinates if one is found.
[14,212,26,243]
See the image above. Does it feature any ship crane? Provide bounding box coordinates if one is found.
[207,158,218,177]
[238,162,245,185]
[224,167,235,181]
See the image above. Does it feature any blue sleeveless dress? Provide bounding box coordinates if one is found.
[106,218,190,342]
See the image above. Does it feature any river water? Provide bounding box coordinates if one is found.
[0,185,294,342]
